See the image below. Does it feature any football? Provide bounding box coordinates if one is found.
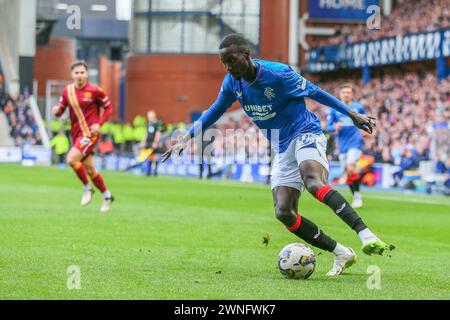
[278,243,316,279]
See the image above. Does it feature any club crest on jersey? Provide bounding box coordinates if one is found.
[297,77,307,90]
[236,91,243,99]
[84,92,93,99]
[264,87,275,100]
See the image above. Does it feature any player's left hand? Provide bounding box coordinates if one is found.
[90,124,101,136]
[162,135,190,162]
[349,111,376,134]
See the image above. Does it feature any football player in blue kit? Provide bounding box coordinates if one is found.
[327,83,366,208]
[162,34,391,276]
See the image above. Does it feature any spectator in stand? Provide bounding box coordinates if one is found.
[0,73,5,101]
[1,93,43,147]
[435,158,450,195]
[122,123,135,154]
[392,148,419,187]
[112,121,125,154]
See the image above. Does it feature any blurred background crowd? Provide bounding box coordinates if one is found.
[314,0,450,46]
[309,71,450,167]
[0,85,43,147]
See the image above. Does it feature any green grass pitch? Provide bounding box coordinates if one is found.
[0,164,449,300]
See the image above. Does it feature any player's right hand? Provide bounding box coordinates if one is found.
[52,106,61,116]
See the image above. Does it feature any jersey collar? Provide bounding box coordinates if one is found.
[74,81,89,90]
[243,62,262,87]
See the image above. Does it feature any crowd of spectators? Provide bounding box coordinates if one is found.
[307,71,450,172]
[313,0,450,47]
[0,85,43,146]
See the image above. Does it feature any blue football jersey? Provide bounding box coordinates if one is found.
[189,59,352,154]
[327,102,365,153]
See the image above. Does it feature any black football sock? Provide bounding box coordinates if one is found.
[145,160,151,176]
[348,183,355,195]
[348,173,361,193]
[315,185,367,233]
[352,178,361,193]
[287,214,337,252]
[153,161,159,176]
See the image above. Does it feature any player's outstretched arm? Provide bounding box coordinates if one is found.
[161,103,228,162]
[282,69,376,134]
[162,75,236,162]
[310,88,376,134]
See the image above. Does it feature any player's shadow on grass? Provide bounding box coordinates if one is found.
[271,271,367,283]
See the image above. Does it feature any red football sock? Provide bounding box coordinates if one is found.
[287,214,302,232]
[73,162,89,185]
[315,185,333,203]
[91,172,107,193]
[346,173,361,185]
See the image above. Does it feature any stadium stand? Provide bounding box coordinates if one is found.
[314,0,450,47]
[0,112,14,146]
[1,92,43,146]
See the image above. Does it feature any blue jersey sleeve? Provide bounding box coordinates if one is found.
[309,88,351,116]
[281,68,351,116]
[188,76,236,137]
[282,67,319,98]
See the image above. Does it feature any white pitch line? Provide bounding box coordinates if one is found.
[364,194,450,206]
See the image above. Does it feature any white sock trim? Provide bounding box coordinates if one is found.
[358,228,378,244]
[333,243,351,255]
[103,190,112,199]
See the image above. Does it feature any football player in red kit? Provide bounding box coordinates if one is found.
[52,61,114,212]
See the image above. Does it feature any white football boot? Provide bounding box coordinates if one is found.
[351,191,363,209]
[327,247,357,276]
[81,188,94,206]
[100,196,114,213]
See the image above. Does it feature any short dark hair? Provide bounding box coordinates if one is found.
[219,33,250,52]
[71,60,88,71]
